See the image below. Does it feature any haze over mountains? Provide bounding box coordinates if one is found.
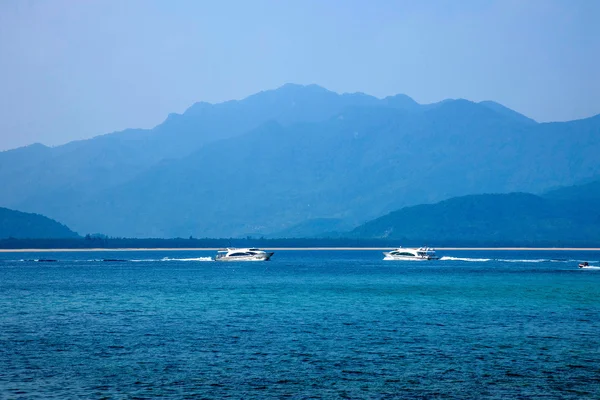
[1,84,599,238]
[3,178,599,245]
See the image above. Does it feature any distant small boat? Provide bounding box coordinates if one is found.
[383,246,439,261]
[214,248,274,262]
[579,262,590,268]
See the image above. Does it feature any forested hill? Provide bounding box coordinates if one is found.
[0,207,79,239]
[350,181,600,245]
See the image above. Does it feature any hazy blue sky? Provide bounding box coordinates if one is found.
[1,0,598,150]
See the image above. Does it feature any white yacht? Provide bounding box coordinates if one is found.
[214,248,274,262]
[383,246,439,261]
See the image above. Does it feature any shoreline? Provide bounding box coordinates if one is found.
[1,247,600,253]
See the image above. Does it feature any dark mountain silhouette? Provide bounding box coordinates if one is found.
[1,84,599,238]
[349,180,600,243]
[0,207,79,239]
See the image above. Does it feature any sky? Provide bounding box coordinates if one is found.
[0,0,599,151]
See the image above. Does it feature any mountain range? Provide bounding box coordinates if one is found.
[1,84,599,238]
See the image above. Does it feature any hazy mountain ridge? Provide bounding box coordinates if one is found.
[46,102,599,237]
[0,207,79,239]
[478,101,537,125]
[0,84,416,209]
[1,84,598,238]
[544,178,600,201]
[350,180,600,243]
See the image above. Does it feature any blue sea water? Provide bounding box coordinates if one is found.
[1,250,599,399]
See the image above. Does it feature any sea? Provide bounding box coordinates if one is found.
[1,249,599,399]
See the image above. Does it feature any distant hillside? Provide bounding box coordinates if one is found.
[478,101,537,125]
[543,178,600,202]
[0,207,79,239]
[350,182,600,244]
[268,218,352,238]
[1,84,599,238]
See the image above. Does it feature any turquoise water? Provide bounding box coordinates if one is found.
[1,250,599,399]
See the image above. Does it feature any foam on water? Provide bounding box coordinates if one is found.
[130,257,214,262]
[440,256,491,262]
[160,257,214,262]
[7,257,215,263]
[4,255,595,265]
[439,256,597,265]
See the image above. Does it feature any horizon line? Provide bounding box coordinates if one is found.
[1,247,599,253]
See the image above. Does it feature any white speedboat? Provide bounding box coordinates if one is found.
[383,246,439,260]
[214,248,274,262]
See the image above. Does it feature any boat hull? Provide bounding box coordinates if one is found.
[383,253,439,261]
[214,252,274,262]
